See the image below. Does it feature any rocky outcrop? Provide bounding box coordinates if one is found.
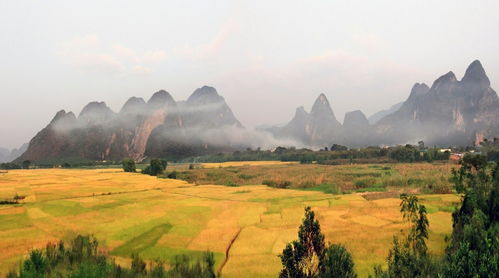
[17,86,244,162]
[272,94,343,147]
[374,60,499,146]
[343,110,371,147]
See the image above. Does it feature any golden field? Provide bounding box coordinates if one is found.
[0,164,459,277]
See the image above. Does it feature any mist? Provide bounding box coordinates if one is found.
[1,1,499,150]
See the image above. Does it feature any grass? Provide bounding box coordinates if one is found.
[0,164,459,277]
[165,162,453,195]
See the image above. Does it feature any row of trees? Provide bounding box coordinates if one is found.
[179,145,450,165]
[279,154,497,277]
[7,235,216,278]
[122,158,168,176]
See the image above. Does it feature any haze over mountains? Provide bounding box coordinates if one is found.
[13,60,499,163]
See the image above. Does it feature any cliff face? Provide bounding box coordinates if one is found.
[271,60,499,148]
[374,60,499,146]
[17,86,243,162]
[273,94,343,147]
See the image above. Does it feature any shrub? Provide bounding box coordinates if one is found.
[167,171,178,179]
[238,174,255,180]
[142,159,167,176]
[354,178,377,188]
[122,158,136,173]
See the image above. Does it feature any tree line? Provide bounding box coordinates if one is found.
[6,235,215,278]
[278,154,498,277]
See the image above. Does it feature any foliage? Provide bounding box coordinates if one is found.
[279,207,356,278]
[142,159,168,176]
[374,194,434,278]
[319,244,357,278]
[444,154,498,277]
[8,235,216,278]
[178,145,450,164]
[0,162,21,170]
[373,154,499,277]
[21,160,31,169]
[122,159,136,173]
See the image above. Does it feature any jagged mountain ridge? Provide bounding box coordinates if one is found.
[272,60,499,148]
[15,60,499,162]
[17,86,243,162]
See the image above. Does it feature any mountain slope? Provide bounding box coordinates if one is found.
[17,86,245,162]
[374,60,499,145]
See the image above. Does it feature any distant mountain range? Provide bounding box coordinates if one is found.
[0,143,28,163]
[14,60,499,162]
[269,60,499,148]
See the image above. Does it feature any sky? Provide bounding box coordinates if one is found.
[1,0,499,149]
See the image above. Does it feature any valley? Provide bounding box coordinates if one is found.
[0,163,459,277]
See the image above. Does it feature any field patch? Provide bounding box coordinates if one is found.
[0,167,457,277]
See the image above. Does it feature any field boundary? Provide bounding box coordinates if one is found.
[217,227,243,276]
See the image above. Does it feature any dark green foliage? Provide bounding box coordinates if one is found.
[167,171,178,179]
[0,162,21,170]
[279,207,356,278]
[262,180,292,189]
[320,244,356,278]
[374,194,434,278]
[444,154,498,277]
[279,207,326,278]
[22,160,31,169]
[142,159,167,176]
[178,145,449,165]
[8,235,216,278]
[168,252,215,278]
[122,159,136,173]
[330,144,348,151]
[373,155,499,277]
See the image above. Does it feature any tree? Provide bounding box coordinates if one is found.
[320,244,356,278]
[22,160,31,169]
[142,159,167,176]
[122,158,136,173]
[374,194,434,278]
[443,154,498,277]
[279,207,326,278]
[279,207,356,278]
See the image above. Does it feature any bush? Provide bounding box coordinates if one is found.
[167,171,178,179]
[142,159,167,176]
[354,178,377,188]
[238,174,255,180]
[262,179,291,188]
[122,158,136,172]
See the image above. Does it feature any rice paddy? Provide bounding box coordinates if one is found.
[0,163,460,277]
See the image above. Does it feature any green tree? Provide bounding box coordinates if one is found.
[279,207,326,278]
[22,160,31,169]
[374,194,434,278]
[444,154,498,277]
[142,159,167,176]
[279,207,356,278]
[122,158,136,173]
[320,244,356,278]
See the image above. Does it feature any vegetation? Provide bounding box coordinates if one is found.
[373,154,498,277]
[279,207,356,278]
[122,158,136,173]
[0,167,459,277]
[179,145,450,165]
[6,234,216,278]
[164,162,453,194]
[142,159,168,176]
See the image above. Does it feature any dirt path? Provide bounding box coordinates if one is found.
[217,227,243,276]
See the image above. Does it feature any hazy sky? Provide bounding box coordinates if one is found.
[1,0,499,149]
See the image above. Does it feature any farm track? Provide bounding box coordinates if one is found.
[217,227,243,276]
